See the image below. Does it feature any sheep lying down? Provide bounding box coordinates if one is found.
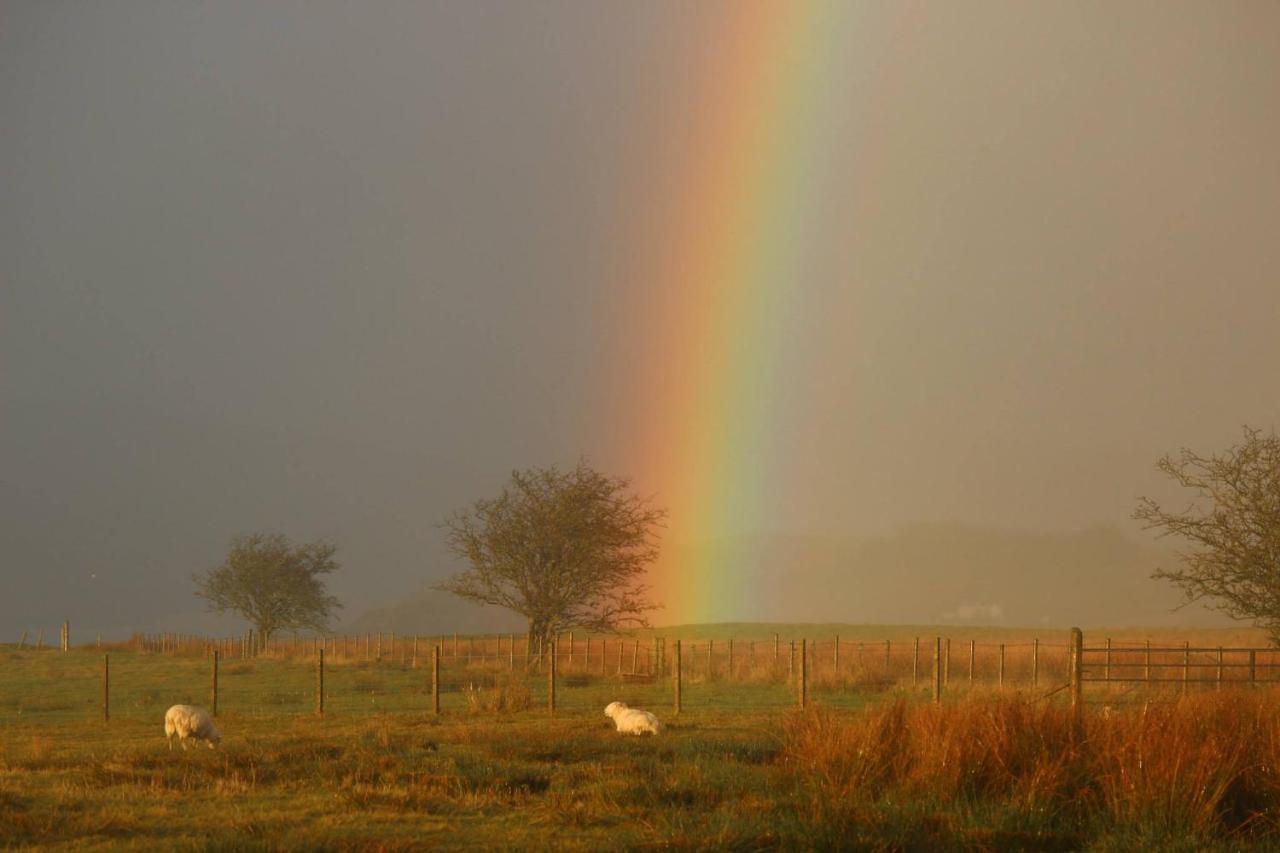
[604,701,662,735]
[164,704,221,750]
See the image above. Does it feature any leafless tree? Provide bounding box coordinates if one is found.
[194,532,341,645]
[1134,427,1280,642]
[437,462,664,651]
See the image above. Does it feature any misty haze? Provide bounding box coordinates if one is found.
[5,3,1276,641]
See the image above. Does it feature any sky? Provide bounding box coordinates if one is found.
[2,2,1278,637]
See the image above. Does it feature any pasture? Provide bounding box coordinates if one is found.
[3,628,1280,850]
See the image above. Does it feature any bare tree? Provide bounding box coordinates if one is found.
[437,462,665,651]
[195,533,341,645]
[1134,427,1280,642]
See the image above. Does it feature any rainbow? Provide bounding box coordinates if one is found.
[617,2,870,624]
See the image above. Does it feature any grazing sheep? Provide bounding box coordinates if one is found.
[164,704,221,750]
[604,701,662,736]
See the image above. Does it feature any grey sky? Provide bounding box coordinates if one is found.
[2,2,1277,636]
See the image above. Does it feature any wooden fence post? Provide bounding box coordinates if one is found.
[1182,641,1190,694]
[799,638,808,709]
[707,639,713,679]
[103,654,110,722]
[968,640,975,685]
[673,640,682,716]
[317,649,325,716]
[1105,638,1112,688]
[999,644,1005,689]
[1070,628,1083,728]
[932,637,942,704]
[548,639,557,715]
[773,633,779,667]
[834,635,840,670]
[1217,647,1224,689]
[212,650,219,716]
[1032,638,1040,687]
[944,638,951,686]
[427,645,438,714]
[913,637,920,687]
[789,640,795,678]
[884,640,891,678]
[728,638,734,679]
[1250,649,1258,686]
[1145,640,1151,683]
[631,639,639,675]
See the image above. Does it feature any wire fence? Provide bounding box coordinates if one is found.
[6,629,1277,726]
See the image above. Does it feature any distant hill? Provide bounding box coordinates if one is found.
[343,523,1234,634]
[660,523,1230,628]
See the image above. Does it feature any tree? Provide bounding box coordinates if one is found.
[437,462,665,651]
[1134,427,1280,642]
[194,532,341,644]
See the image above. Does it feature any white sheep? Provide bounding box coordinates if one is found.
[604,701,662,735]
[164,704,221,750]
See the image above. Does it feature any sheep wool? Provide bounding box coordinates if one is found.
[604,701,662,735]
[164,704,222,750]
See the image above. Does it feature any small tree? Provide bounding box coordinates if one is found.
[437,462,665,651]
[194,532,341,645]
[1134,427,1280,642]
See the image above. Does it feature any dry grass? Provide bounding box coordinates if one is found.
[780,690,1280,848]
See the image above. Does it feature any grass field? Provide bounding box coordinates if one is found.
[4,628,1280,850]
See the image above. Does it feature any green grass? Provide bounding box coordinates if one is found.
[3,645,1279,849]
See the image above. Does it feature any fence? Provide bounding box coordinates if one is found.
[8,628,1279,725]
[1074,630,1280,692]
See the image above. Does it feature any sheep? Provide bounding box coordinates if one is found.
[604,701,662,736]
[164,704,221,750]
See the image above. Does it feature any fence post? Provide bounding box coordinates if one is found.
[411,636,418,669]
[913,637,920,687]
[884,640,891,678]
[1032,638,1040,687]
[673,640,682,716]
[103,654,110,722]
[834,635,840,670]
[998,643,1005,689]
[1070,628,1083,728]
[932,637,942,704]
[631,639,639,675]
[1105,638,1112,689]
[799,638,808,709]
[789,640,795,679]
[944,638,951,686]
[727,638,734,679]
[316,649,325,716]
[548,639,557,715]
[425,645,437,714]
[968,640,975,686]
[707,639,713,678]
[1182,641,1190,694]
[773,633,779,667]
[212,650,219,716]
[1250,649,1258,686]
[1217,647,1224,689]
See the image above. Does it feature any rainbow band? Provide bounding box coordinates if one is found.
[629,2,856,623]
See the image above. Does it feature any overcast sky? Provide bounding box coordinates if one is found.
[3,2,1277,636]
